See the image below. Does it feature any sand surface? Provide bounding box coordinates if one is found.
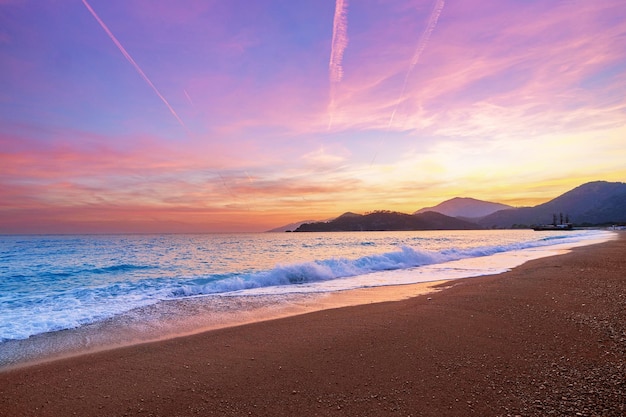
[1,233,624,416]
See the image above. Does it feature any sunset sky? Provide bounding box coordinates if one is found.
[1,0,625,233]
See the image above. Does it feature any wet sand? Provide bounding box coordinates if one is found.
[1,233,624,416]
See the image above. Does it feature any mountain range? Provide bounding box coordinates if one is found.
[294,210,481,232]
[271,181,626,232]
[478,181,626,228]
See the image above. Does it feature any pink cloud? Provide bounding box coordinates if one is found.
[1,0,624,233]
[324,0,626,136]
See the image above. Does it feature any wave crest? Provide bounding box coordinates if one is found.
[168,233,602,298]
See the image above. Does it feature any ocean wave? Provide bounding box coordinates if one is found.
[89,264,153,274]
[5,263,154,282]
[0,230,610,342]
[167,233,589,298]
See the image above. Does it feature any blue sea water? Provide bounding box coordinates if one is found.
[0,229,614,367]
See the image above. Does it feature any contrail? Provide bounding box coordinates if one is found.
[370,0,444,166]
[328,0,349,129]
[329,0,349,85]
[81,0,189,132]
[183,89,194,107]
[387,0,445,129]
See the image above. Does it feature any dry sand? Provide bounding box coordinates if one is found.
[1,233,624,416]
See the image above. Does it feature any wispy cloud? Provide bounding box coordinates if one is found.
[328,0,349,128]
[3,0,625,233]
[81,0,189,133]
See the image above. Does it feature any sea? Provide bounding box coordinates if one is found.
[0,229,615,369]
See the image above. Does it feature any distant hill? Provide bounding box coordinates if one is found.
[478,181,626,228]
[266,220,319,233]
[266,213,361,232]
[414,197,513,218]
[294,211,482,232]
[270,180,625,232]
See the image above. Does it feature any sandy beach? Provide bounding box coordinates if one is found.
[1,233,624,416]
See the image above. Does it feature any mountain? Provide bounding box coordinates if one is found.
[271,180,625,232]
[478,181,626,228]
[414,197,513,218]
[267,213,364,232]
[294,211,482,232]
[266,220,319,233]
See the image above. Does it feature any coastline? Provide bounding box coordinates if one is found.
[1,233,624,415]
[0,231,609,371]
[0,280,447,371]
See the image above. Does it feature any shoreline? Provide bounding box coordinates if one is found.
[1,233,624,415]
[0,231,615,371]
[0,280,448,372]
[1,232,612,371]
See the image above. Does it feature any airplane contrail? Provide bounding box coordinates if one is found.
[387,0,445,129]
[329,0,349,84]
[183,89,195,107]
[370,0,444,166]
[81,0,189,132]
[328,0,349,129]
